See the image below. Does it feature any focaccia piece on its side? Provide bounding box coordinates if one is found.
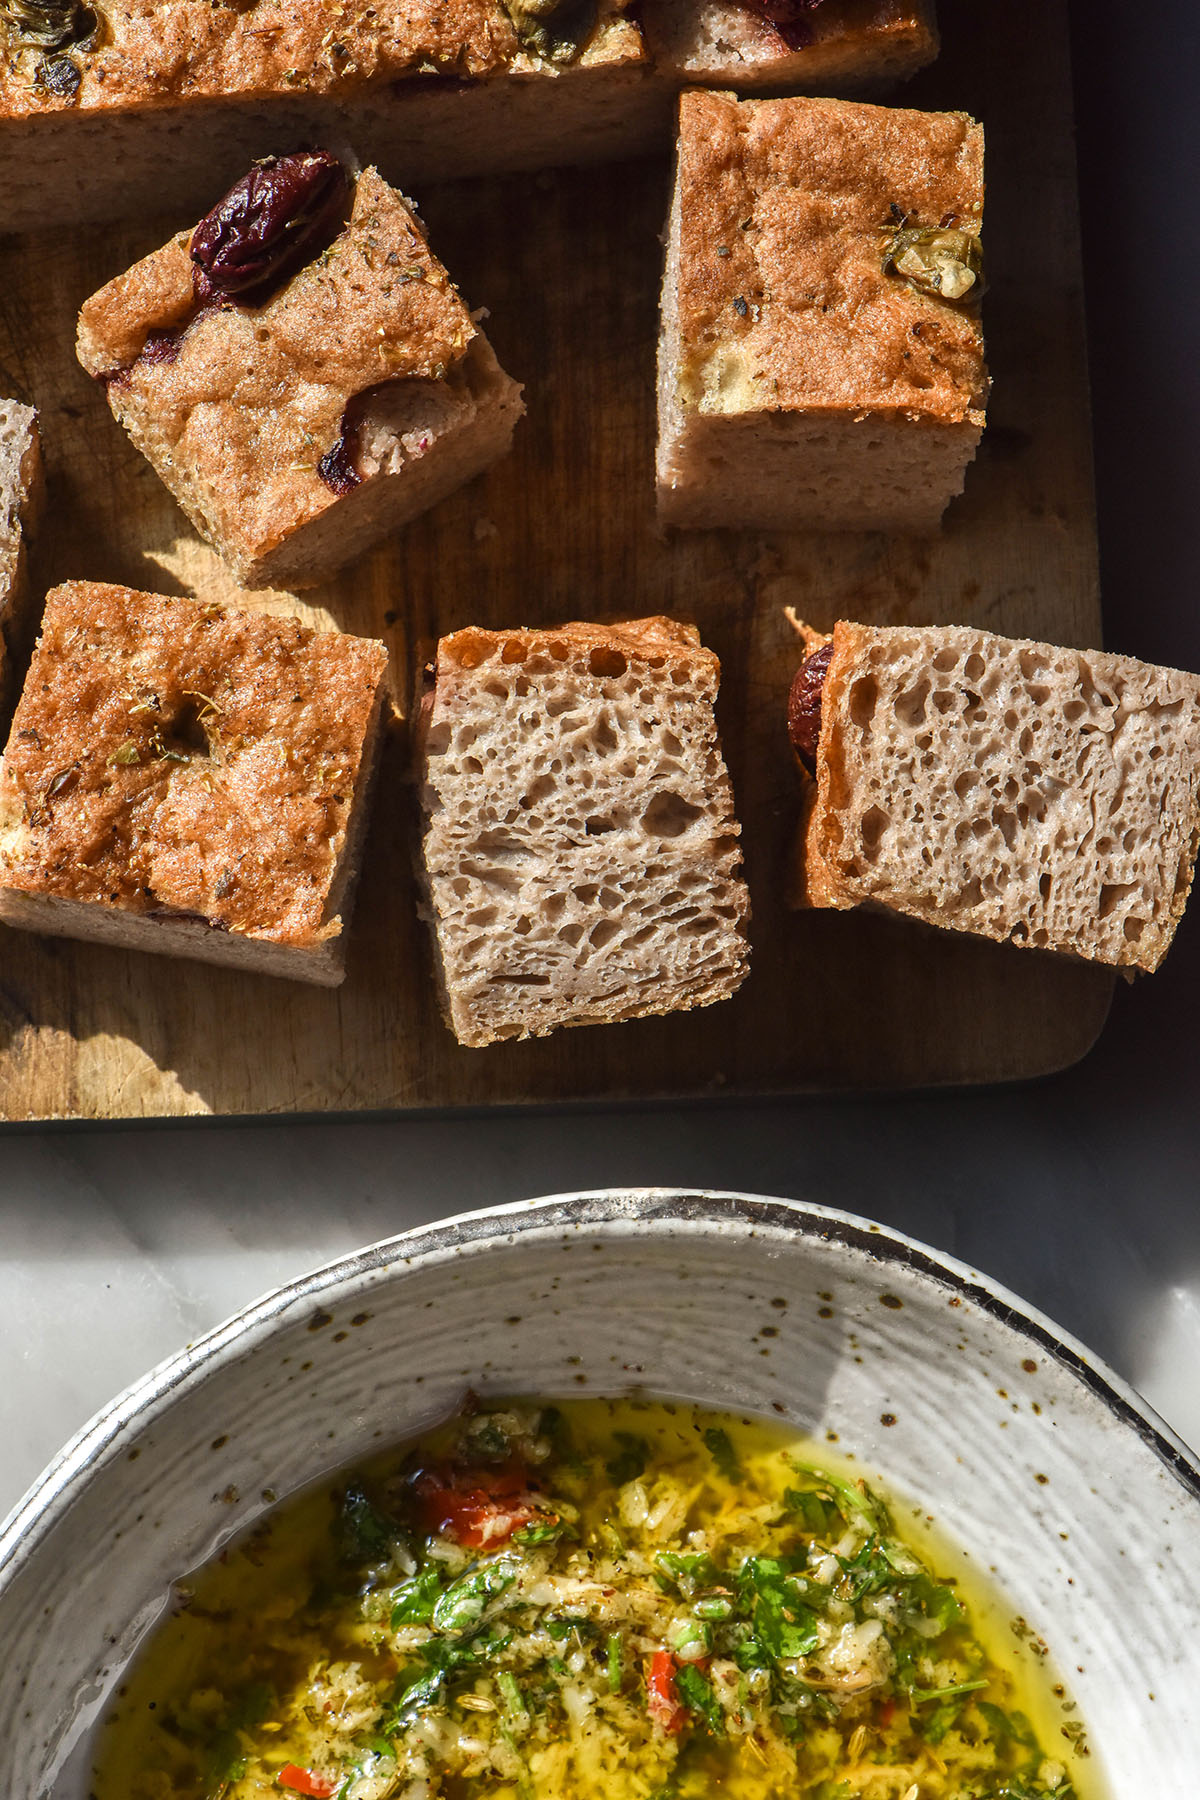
[645,0,937,93]
[0,400,42,700]
[788,620,1200,973]
[0,582,388,985]
[0,0,646,231]
[417,616,751,1045]
[0,0,938,232]
[657,90,986,534]
[76,154,524,590]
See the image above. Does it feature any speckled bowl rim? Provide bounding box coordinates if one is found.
[2,1186,1197,1593]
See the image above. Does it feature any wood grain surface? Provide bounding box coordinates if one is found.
[0,0,1114,1121]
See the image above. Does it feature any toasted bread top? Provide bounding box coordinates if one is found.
[0,0,642,119]
[77,169,478,563]
[0,582,387,944]
[672,90,987,425]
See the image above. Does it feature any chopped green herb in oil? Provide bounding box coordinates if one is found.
[91,1399,1089,1800]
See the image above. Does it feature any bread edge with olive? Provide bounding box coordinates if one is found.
[787,618,1200,974]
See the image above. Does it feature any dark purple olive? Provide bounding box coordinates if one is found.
[786,641,833,775]
[317,423,362,496]
[138,328,180,368]
[99,326,179,390]
[190,151,349,306]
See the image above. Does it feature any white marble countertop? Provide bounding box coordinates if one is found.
[2,0,1199,1523]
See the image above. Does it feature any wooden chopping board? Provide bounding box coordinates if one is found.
[0,0,1113,1121]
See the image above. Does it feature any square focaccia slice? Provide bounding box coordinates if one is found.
[76,154,523,590]
[657,90,986,534]
[417,615,751,1043]
[788,620,1200,973]
[0,582,388,985]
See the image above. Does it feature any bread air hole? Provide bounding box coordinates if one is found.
[859,805,890,858]
[450,631,494,670]
[895,679,930,727]
[589,647,627,678]
[472,831,523,861]
[642,791,703,838]
[158,695,214,760]
[520,776,555,810]
[849,675,878,729]
[1099,881,1139,919]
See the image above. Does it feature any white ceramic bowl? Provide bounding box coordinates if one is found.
[1,1189,1197,1798]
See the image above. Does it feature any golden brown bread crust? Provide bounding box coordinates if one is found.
[436,616,711,681]
[413,617,711,784]
[673,89,986,425]
[0,581,387,947]
[793,620,861,911]
[0,0,926,120]
[0,2,935,233]
[0,0,642,118]
[77,168,483,575]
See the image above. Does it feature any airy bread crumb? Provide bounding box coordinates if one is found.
[793,621,1200,974]
[417,616,751,1044]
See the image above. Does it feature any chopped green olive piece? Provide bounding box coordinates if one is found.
[884,225,985,304]
[0,0,92,48]
[502,0,597,62]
